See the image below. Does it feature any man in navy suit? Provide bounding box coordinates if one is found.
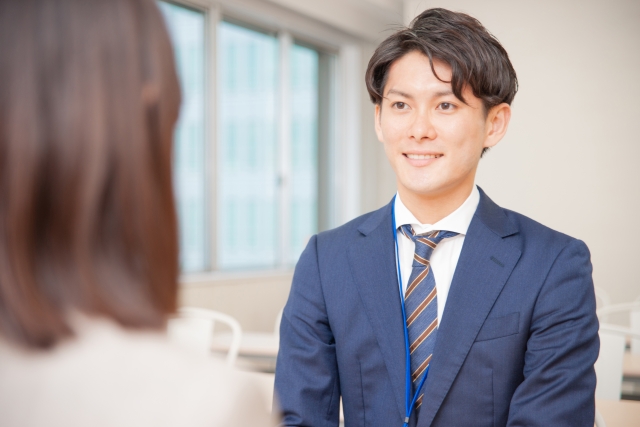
[275,8,599,427]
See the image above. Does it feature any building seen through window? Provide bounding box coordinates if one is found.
[159,2,207,273]
[217,21,280,269]
[160,2,330,272]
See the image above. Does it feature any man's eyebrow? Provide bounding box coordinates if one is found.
[433,90,454,98]
[384,89,456,99]
[385,89,414,99]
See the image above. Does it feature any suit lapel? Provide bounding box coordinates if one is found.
[417,189,522,427]
[347,202,408,421]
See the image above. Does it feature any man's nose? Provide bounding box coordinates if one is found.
[408,109,436,141]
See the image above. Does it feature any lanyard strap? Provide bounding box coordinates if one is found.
[391,195,431,427]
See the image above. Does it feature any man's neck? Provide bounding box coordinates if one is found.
[398,183,475,225]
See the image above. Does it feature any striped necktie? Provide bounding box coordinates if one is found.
[400,225,458,413]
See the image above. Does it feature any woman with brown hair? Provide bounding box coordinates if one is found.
[0,1,275,425]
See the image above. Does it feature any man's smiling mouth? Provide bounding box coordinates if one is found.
[405,153,443,159]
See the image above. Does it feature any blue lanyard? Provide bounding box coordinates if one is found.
[391,195,431,427]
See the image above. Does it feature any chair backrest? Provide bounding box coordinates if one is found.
[633,296,640,354]
[597,301,640,355]
[595,323,640,400]
[594,408,607,427]
[594,286,612,322]
[167,307,243,366]
[594,286,612,310]
[632,310,640,354]
[274,308,283,337]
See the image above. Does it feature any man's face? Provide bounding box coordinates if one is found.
[375,51,506,202]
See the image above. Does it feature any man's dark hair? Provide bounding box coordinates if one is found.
[366,8,518,113]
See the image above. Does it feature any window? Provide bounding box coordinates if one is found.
[217,22,279,270]
[217,22,328,270]
[159,2,207,273]
[289,44,319,265]
[160,2,344,274]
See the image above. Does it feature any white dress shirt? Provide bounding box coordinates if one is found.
[394,186,480,324]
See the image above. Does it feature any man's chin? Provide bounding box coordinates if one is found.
[398,181,442,198]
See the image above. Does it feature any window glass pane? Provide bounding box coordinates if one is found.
[217,21,279,269]
[289,44,319,264]
[159,2,207,273]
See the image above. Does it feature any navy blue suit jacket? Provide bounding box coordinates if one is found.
[275,188,599,427]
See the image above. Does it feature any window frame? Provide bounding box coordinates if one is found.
[164,0,364,281]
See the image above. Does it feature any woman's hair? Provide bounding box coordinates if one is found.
[0,0,181,349]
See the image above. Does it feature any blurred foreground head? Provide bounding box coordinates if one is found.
[0,0,181,349]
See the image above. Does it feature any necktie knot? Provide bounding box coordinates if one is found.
[400,225,459,267]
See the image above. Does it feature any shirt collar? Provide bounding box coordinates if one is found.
[394,186,480,236]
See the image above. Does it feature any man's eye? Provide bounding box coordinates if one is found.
[393,102,407,110]
[439,102,455,111]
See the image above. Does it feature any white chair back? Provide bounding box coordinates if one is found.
[168,307,242,366]
[594,286,612,323]
[594,408,606,427]
[632,296,640,354]
[274,308,283,337]
[631,310,640,354]
[597,301,640,355]
[595,323,640,400]
[595,324,627,400]
[594,286,612,310]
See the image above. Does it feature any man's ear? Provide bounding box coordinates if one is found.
[483,103,511,149]
[374,104,384,143]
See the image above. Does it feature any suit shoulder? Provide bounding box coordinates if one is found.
[502,208,588,254]
[315,207,386,247]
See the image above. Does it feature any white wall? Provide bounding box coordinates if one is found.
[400,0,640,305]
[180,271,292,332]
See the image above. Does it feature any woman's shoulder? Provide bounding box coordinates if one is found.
[0,317,277,427]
